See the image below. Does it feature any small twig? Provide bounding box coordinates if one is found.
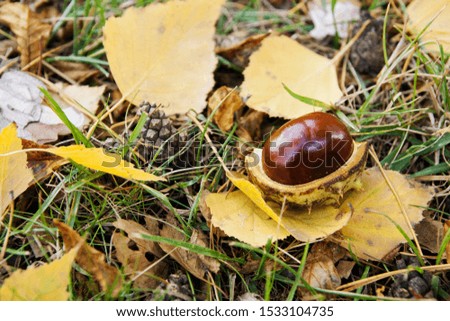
[337,263,450,292]
[21,41,74,72]
[0,199,14,264]
[42,60,77,85]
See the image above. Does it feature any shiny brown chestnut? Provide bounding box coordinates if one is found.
[262,112,354,185]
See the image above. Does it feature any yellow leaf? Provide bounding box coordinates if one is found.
[46,145,164,181]
[338,168,434,260]
[407,0,450,53]
[0,3,51,70]
[0,246,78,300]
[208,86,244,132]
[222,172,352,242]
[240,35,342,119]
[54,220,123,297]
[206,191,290,247]
[103,0,225,115]
[0,124,34,215]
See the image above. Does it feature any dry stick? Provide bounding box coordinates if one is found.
[0,58,19,75]
[42,60,77,85]
[337,263,450,292]
[369,146,424,259]
[0,200,14,263]
[21,41,74,72]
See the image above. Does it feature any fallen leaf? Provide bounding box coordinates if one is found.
[216,33,270,69]
[51,61,99,83]
[158,213,220,280]
[336,260,355,279]
[52,82,105,121]
[21,139,67,182]
[113,218,165,257]
[0,2,51,70]
[308,0,360,40]
[208,86,244,132]
[338,168,434,261]
[0,124,34,215]
[414,217,444,253]
[103,0,225,115]
[112,232,168,289]
[240,35,343,119]
[54,220,122,297]
[0,246,79,300]
[46,145,164,181]
[227,172,353,242]
[300,242,345,298]
[407,0,450,53]
[0,70,104,144]
[237,110,266,142]
[206,190,290,247]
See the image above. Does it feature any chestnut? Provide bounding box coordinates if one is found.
[245,112,369,208]
[262,112,354,185]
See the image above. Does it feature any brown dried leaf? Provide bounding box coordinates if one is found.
[112,232,168,289]
[237,110,266,142]
[103,0,225,115]
[54,220,122,297]
[208,86,244,132]
[0,2,51,70]
[241,35,342,119]
[159,214,220,280]
[21,138,67,182]
[414,217,444,253]
[336,260,355,279]
[51,61,99,83]
[300,242,343,298]
[216,33,270,69]
[338,168,434,261]
[113,218,165,258]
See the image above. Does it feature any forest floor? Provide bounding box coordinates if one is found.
[0,0,449,301]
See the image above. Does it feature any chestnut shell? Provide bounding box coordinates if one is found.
[262,112,354,185]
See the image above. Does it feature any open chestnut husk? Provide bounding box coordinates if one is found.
[245,112,369,208]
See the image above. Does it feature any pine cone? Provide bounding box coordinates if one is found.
[136,102,185,165]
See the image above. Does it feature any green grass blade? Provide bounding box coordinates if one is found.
[436,226,450,265]
[286,242,310,300]
[282,83,333,110]
[137,233,243,263]
[40,88,92,147]
[409,163,450,178]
